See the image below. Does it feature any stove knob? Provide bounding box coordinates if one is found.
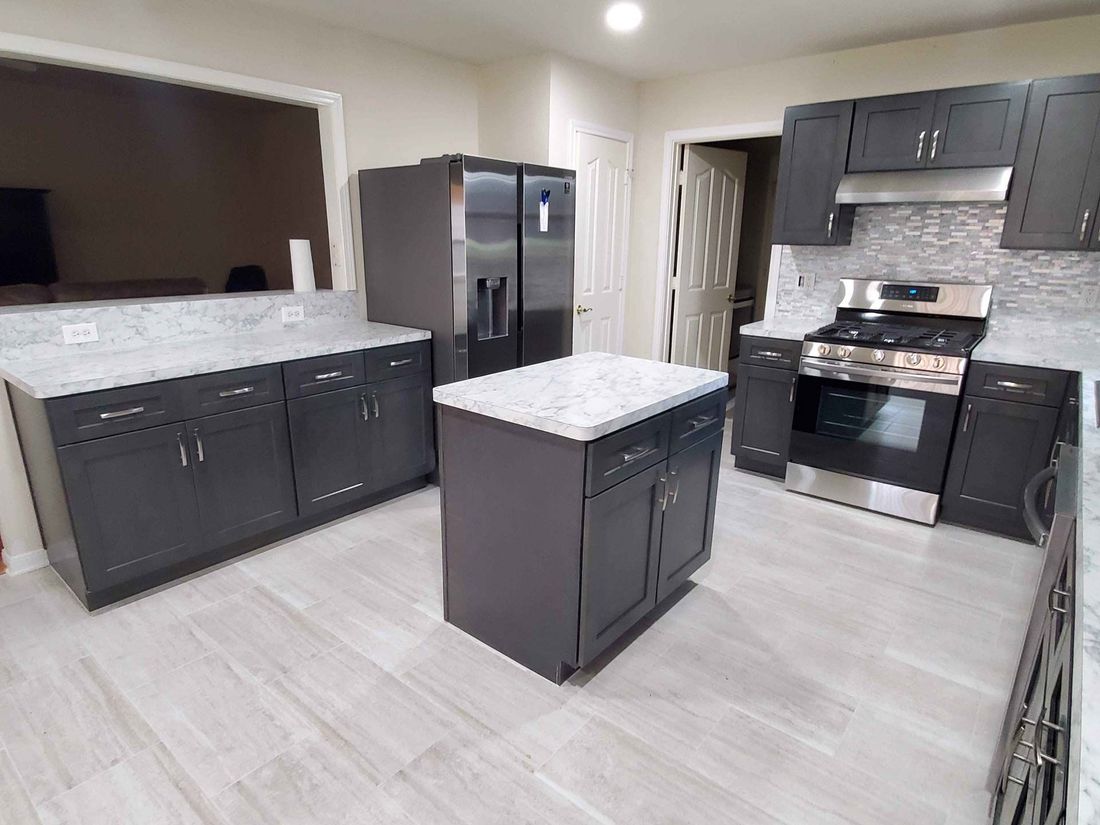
[932,356,945,370]
[872,349,886,363]
[816,344,831,356]
[905,353,922,367]
[837,346,852,358]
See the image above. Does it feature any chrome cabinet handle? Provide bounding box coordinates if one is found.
[1081,210,1091,242]
[789,377,796,403]
[929,129,940,161]
[916,130,926,162]
[687,414,716,431]
[757,350,783,359]
[668,470,680,506]
[193,429,205,462]
[218,386,255,398]
[621,445,651,463]
[995,379,1033,391]
[1049,585,1071,614]
[358,393,369,421]
[826,211,834,236]
[389,358,414,368]
[99,406,145,420]
[370,394,380,418]
[962,403,973,432]
[314,370,343,381]
[177,433,188,467]
[658,474,669,510]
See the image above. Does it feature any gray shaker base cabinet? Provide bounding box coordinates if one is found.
[440,389,725,684]
[11,341,435,610]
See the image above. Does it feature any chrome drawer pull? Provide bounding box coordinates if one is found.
[314,371,344,381]
[218,386,255,398]
[99,406,145,420]
[995,380,1033,391]
[621,445,652,463]
[687,414,717,431]
[389,357,415,368]
[757,350,783,359]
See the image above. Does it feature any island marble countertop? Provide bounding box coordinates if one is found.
[0,319,430,398]
[432,351,729,441]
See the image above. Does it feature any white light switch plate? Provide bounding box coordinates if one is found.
[62,322,99,345]
[796,273,817,290]
[281,305,305,323]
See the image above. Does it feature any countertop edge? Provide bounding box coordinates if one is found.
[434,374,729,441]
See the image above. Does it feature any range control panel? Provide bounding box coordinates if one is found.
[879,283,940,302]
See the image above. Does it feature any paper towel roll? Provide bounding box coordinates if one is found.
[289,239,316,293]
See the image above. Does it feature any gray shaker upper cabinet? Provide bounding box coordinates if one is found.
[1002,74,1100,251]
[848,92,937,172]
[848,83,1027,172]
[772,100,855,246]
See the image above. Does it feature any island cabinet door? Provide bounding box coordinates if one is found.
[364,373,435,492]
[578,461,666,667]
[188,403,297,550]
[287,386,372,517]
[656,432,722,603]
[58,423,203,592]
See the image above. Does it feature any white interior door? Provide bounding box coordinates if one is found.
[572,129,631,354]
[669,145,747,370]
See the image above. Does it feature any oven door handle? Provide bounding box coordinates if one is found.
[798,358,963,396]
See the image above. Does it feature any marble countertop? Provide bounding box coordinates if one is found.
[0,319,431,398]
[432,351,729,441]
[739,317,827,342]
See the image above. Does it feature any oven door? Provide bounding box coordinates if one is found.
[789,358,963,493]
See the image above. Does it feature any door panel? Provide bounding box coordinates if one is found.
[287,387,371,516]
[670,145,745,370]
[941,396,1058,538]
[848,92,936,171]
[189,403,297,549]
[927,82,1028,168]
[522,164,575,366]
[366,374,435,491]
[656,432,721,602]
[578,462,665,666]
[772,100,854,245]
[572,131,631,355]
[1002,75,1100,250]
[58,424,203,592]
[731,364,796,477]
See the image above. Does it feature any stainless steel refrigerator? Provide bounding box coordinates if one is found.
[359,155,575,385]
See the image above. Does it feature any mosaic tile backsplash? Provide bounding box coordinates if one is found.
[774,203,1100,330]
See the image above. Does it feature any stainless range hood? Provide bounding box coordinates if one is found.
[834,166,1013,205]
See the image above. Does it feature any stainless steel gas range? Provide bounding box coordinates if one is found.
[785,278,993,525]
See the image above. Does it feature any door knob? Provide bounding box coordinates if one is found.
[575,305,593,315]
[726,294,734,303]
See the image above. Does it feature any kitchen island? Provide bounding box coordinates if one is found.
[434,351,729,683]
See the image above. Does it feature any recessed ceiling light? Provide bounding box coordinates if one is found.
[605,2,643,33]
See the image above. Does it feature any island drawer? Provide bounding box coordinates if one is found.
[670,390,727,454]
[967,362,1070,407]
[364,341,430,382]
[47,382,185,446]
[742,335,801,370]
[585,414,671,497]
[283,351,366,398]
[179,364,284,418]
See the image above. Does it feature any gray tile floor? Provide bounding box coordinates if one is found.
[0,431,1040,824]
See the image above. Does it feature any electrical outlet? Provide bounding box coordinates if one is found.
[1082,285,1100,307]
[281,305,305,323]
[62,322,99,345]
[796,273,817,290]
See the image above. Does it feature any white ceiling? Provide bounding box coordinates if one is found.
[241,0,1095,80]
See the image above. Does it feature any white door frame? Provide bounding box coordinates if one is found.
[0,31,357,293]
[569,119,634,354]
[650,120,784,362]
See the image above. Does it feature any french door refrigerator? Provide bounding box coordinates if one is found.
[359,155,575,385]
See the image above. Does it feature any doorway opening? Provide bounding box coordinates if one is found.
[665,135,781,387]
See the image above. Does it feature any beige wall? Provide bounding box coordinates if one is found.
[1,68,330,294]
[477,55,551,163]
[0,0,481,301]
[625,14,1100,357]
[547,56,639,168]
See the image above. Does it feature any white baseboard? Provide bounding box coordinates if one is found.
[2,547,49,575]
